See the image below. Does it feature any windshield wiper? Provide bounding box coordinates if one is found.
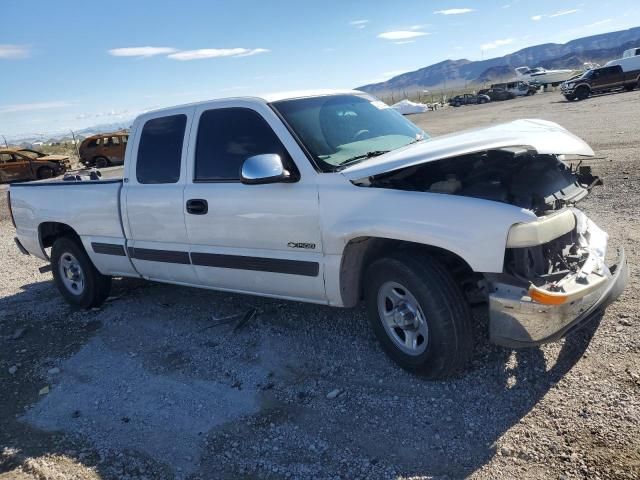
[337,150,390,169]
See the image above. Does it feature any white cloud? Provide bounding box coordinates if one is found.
[583,19,612,28]
[531,9,580,21]
[378,31,429,40]
[549,8,579,17]
[349,19,370,29]
[394,41,416,45]
[168,48,269,60]
[481,38,514,50]
[0,101,71,114]
[407,24,430,30]
[433,8,474,15]
[107,46,177,58]
[0,44,30,59]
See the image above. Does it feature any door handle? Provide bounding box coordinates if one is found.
[186,199,208,215]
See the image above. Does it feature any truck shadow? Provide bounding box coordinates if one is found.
[0,276,603,478]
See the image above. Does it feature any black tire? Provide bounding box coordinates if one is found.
[624,83,635,92]
[564,94,577,101]
[51,236,111,308]
[364,252,473,379]
[37,166,54,179]
[575,86,590,101]
[94,157,109,169]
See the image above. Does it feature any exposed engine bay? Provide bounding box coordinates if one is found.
[353,147,609,292]
[355,148,602,215]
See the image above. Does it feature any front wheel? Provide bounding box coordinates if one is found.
[51,236,111,308]
[575,86,590,101]
[564,94,577,101]
[37,166,54,179]
[364,252,473,378]
[94,157,109,169]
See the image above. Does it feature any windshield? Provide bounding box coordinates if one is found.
[272,94,427,171]
[18,149,44,159]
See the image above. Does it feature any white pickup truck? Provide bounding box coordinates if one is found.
[7,90,628,378]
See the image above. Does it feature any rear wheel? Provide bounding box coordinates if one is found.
[94,157,109,169]
[575,86,590,101]
[37,166,54,179]
[624,83,635,92]
[364,252,473,378]
[51,236,111,308]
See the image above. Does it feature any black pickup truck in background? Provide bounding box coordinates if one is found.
[561,64,640,101]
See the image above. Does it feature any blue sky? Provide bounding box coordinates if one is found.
[1,0,638,139]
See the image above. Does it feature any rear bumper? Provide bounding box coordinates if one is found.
[489,247,628,348]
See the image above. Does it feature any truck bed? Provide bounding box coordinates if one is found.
[9,173,125,261]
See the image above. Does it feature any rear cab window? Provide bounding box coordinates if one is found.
[136,114,187,184]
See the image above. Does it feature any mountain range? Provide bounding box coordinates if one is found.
[358,26,640,95]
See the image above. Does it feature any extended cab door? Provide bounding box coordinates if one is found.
[183,101,325,302]
[121,108,198,284]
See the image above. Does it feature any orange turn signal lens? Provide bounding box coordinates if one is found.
[528,286,568,305]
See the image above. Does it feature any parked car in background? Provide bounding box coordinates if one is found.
[448,93,490,107]
[79,131,129,168]
[561,63,640,100]
[478,88,515,101]
[0,148,69,182]
[8,90,628,378]
[491,81,537,96]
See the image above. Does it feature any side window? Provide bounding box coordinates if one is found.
[87,139,98,148]
[122,136,128,144]
[112,136,120,145]
[136,114,187,184]
[0,153,11,163]
[194,108,293,182]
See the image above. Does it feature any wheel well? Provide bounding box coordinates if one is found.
[339,237,481,308]
[39,222,79,250]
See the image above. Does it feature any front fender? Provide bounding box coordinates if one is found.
[320,180,536,273]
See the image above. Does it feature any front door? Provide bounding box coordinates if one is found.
[122,108,198,285]
[183,102,325,302]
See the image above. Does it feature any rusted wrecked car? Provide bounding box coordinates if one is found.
[0,148,69,182]
[79,131,129,168]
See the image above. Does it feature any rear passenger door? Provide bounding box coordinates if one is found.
[122,108,198,284]
[183,101,325,302]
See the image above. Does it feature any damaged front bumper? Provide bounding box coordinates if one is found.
[489,211,629,348]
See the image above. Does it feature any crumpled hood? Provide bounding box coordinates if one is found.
[341,119,594,180]
[39,155,69,162]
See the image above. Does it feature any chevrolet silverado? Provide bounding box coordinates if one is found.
[7,90,628,378]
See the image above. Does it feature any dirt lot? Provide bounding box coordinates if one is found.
[1,90,639,480]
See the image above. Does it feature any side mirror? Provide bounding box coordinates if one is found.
[240,154,292,185]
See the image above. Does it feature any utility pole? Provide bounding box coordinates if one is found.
[69,129,81,161]
[1,135,7,148]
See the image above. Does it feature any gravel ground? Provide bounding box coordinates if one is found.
[1,90,639,480]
